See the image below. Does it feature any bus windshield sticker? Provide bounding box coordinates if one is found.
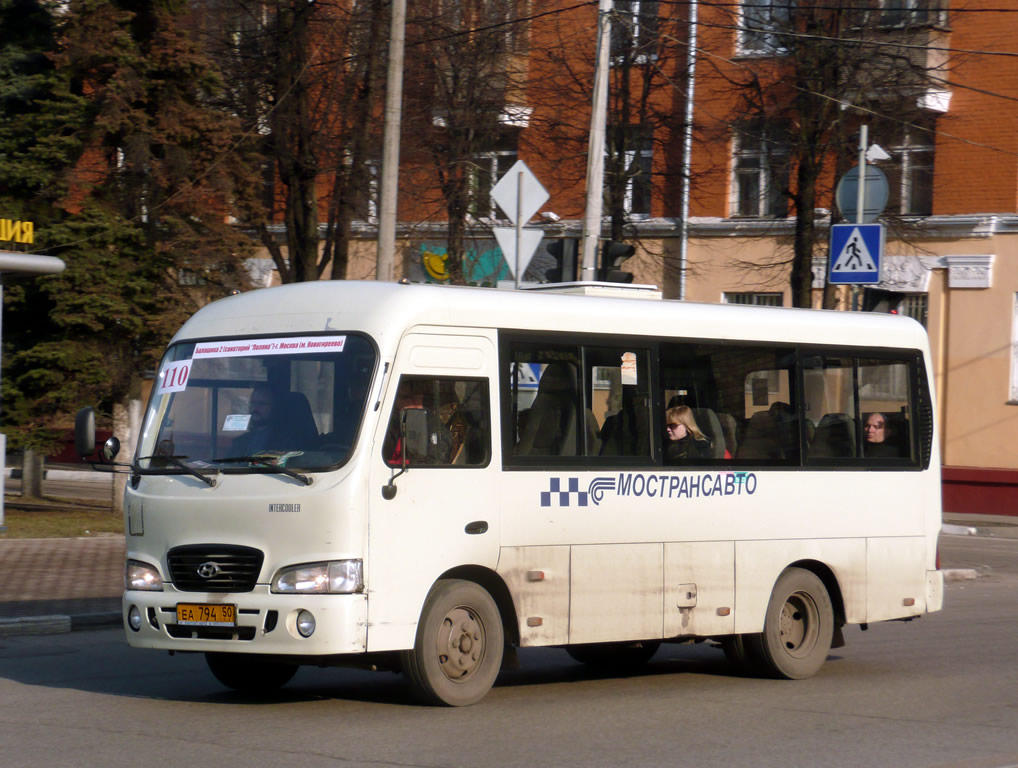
[192,335,347,360]
[540,472,758,507]
[154,359,192,396]
[621,352,638,385]
[223,414,251,432]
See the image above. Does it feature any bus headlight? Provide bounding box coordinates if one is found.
[271,560,363,594]
[126,560,163,591]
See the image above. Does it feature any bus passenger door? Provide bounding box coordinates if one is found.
[366,331,500,652]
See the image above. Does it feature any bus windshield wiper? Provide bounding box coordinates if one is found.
[213,456,312,486]
[135,455,217,487]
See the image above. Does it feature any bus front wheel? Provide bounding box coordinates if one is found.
[401,579,504,706]
[205,652,298,693]
[745,567,834,680]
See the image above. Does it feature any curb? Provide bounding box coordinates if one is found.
[4,468,111,484]
[0,611,121,638]
[942,523,979,536]
[942,567,987,582]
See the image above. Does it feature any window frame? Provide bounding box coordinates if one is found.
[498,330,929,472]
[885,125,934,216]
[611,0,660,65]
[736,0,793,57]
[723,292,784,307]
[731,122,790,218]
[879,0,946,28]
[605,125,654,219]
[381,374,493,469]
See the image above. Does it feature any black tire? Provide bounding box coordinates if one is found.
[566,640,661,670]
[205,653,298,693]
[401,579,504,706]
[744,567,834,680]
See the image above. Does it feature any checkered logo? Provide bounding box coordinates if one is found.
[540,477,588,507]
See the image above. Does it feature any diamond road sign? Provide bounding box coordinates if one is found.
[490,160,548,226]
[829,223,882,285]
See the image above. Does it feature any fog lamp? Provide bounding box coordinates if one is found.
[128,605,143,632]
[296,609,316,638]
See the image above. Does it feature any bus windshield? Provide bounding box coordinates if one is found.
[136,333,376,473]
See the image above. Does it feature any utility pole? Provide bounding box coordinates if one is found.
[677,0,698,301]
[580,0,613,281]
[376,0,406,282]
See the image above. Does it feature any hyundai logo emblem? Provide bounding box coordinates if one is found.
[197,561,222,579]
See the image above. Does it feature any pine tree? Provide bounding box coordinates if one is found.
[2,0,259,453]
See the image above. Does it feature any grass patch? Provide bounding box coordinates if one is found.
[1,504,122,539]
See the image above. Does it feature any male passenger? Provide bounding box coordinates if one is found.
[863,412,899,458]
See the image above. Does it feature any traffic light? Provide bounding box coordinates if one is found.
[544,238,578,283]
[598,241,635,283]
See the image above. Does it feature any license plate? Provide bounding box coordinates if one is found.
[176,602,236,627]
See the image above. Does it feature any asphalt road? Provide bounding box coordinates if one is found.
[0,534,1016,768]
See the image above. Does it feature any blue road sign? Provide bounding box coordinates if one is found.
[829,223,882,285]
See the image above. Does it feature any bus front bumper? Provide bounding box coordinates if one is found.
[122,587,368,656]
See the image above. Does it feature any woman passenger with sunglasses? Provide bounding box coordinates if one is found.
[664,405,712,463]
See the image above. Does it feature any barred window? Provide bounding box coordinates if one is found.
[724,292,783,307]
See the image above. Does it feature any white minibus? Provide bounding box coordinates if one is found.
[78,280,943,705]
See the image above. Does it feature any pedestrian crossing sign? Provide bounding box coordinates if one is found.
[829,223,882,285]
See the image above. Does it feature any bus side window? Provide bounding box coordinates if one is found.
[383,376,490,467]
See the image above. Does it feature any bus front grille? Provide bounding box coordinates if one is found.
[167,544,264,592]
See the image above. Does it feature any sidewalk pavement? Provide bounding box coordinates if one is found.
[0,534,124,636]
[0,508,1015,638]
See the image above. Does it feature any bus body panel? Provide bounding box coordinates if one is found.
[733,538,870,632]
[569,543,665,643]
[365,329,501,653]
[866,536,928,621]
[495,545,571,646]
[663,541,736,638]
[121,466,371,655]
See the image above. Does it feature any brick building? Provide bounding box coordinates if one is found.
[273,1,1018,513]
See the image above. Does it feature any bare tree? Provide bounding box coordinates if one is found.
[401,0,531,284]
[197,0,386,283]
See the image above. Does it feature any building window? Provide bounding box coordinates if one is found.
[732,122,789,218]
[353,159,379,224]
[724,292,783,307]
[884,125,934,216]
[880,0,945,28]
[606,126,653,218]
[611,1,659,63]
[472,149,518,220]
[899,293,928,327]
[862,289,929,328]
[737,0,792,56]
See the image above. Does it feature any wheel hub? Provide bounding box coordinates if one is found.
[779,592,819,657]
[436,607,485,682]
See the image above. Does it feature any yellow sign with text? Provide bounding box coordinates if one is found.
[0,219,34,244]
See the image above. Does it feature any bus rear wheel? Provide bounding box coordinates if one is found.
[745,567,834,680]
[401,579,504,706]
[205,653,298,693]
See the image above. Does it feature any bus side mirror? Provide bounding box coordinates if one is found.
[402,408,431,462]
[381,408,431,500]
[102,436,121,462]
[74,407,96,458]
